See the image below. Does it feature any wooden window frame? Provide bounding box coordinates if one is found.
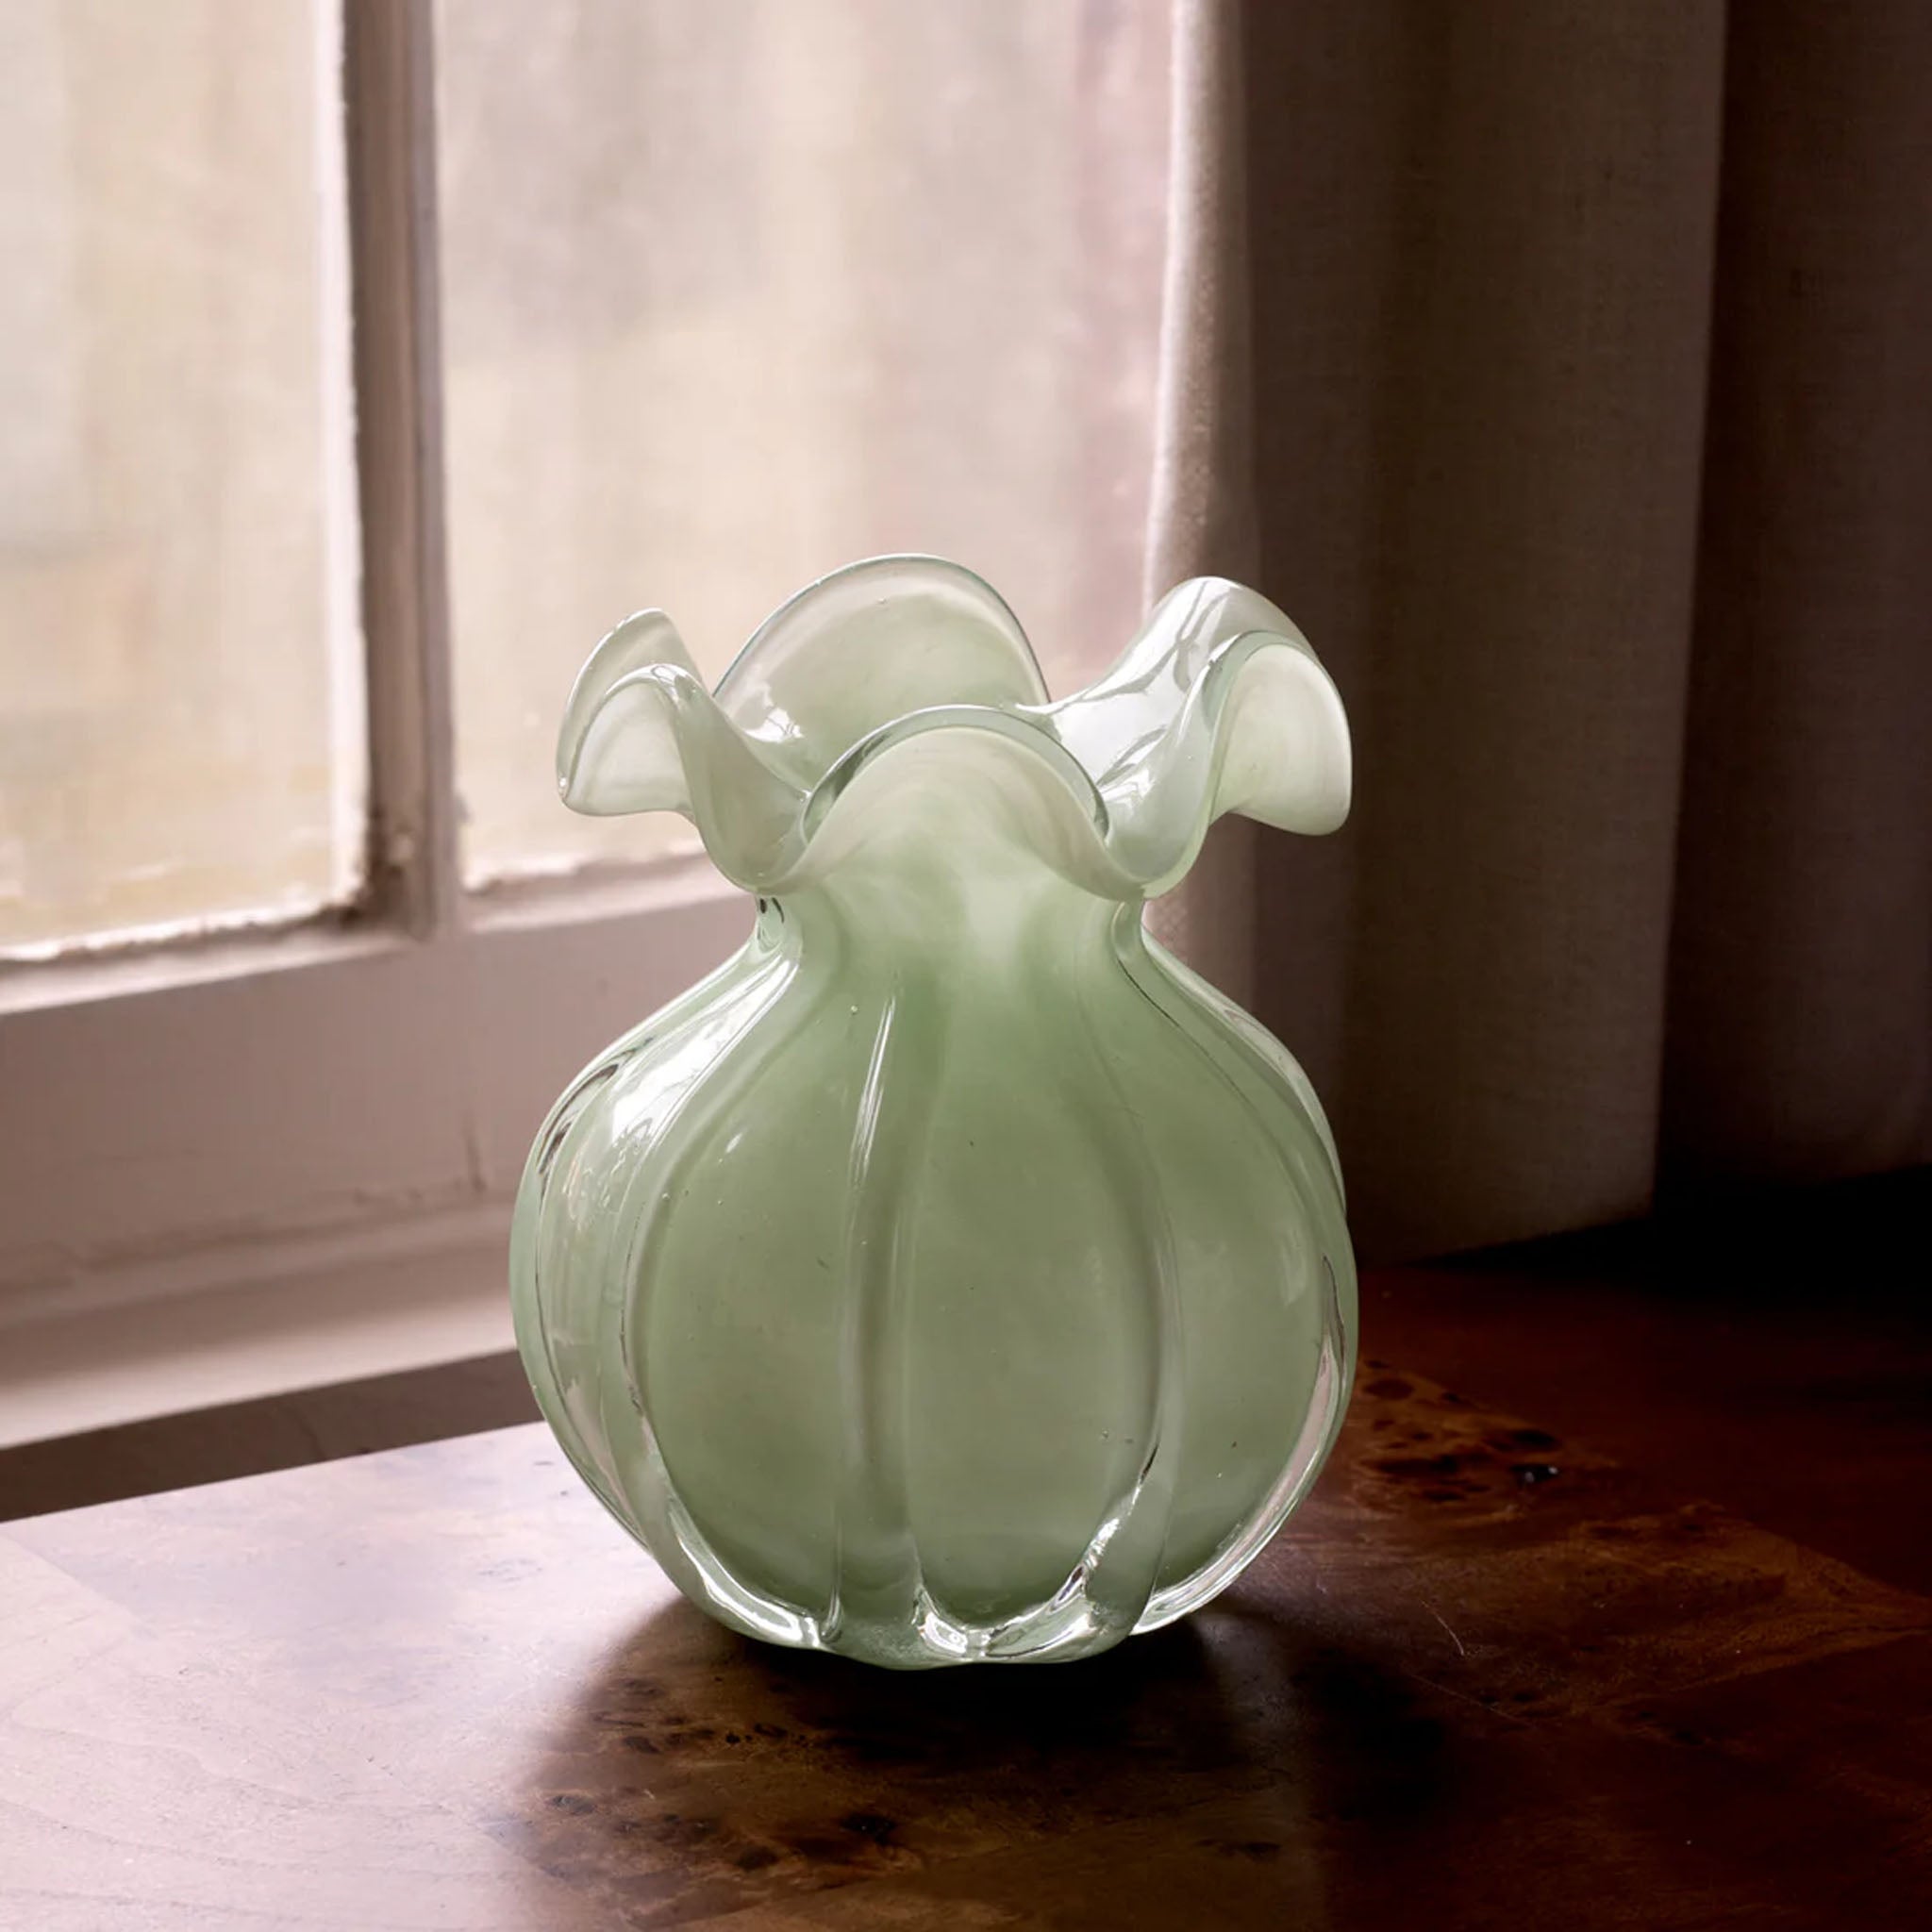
[0,2,744,1446]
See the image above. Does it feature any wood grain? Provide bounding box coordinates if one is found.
[4,1302,1929,1928]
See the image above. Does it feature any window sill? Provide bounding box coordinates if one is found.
[0,1197,514,1452]
[0,860,750,1452]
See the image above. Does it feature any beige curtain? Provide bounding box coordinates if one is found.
[1149,0,1932,1260]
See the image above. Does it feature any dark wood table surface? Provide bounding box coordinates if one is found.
[4,1227,1930,1929]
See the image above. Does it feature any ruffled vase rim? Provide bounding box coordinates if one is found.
[555,555,1352,898]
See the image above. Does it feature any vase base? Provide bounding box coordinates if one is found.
[540,1253,1354,1671]
[688,1572,1148,1672]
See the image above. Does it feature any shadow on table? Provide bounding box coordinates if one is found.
[508,1586,1448,1924]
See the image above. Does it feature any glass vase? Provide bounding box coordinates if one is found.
[511,558,1356,1667]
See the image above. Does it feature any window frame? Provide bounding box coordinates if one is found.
[0,1,746,1441]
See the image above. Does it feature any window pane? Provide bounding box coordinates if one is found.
[0,0,362,958]
[437,1,1169,885]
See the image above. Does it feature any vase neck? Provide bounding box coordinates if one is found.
[758,855,1140,979]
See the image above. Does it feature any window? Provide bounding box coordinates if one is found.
[0,0,363,957]
[436,1,1168,885]
[0,0,1169,1434]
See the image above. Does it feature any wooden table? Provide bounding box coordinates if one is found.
[5,1257,1930,1929]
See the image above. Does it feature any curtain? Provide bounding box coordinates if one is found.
[1148,0,1932,1260]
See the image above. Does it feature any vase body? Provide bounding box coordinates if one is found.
[511,559,1357,1667]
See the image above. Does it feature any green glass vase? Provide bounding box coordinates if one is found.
[511,558,1356,1668]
